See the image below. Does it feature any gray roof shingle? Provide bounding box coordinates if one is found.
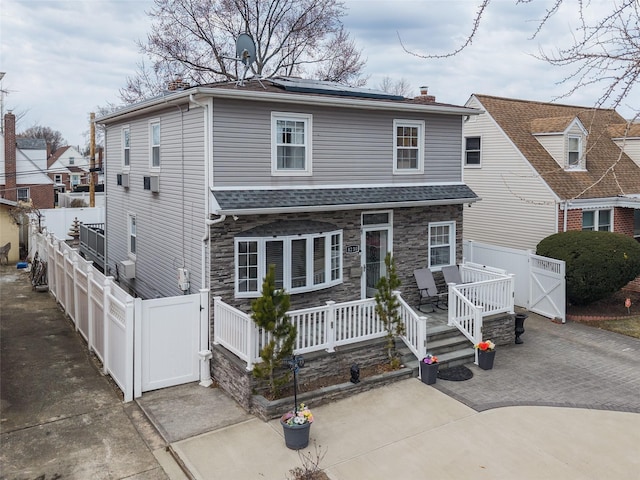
[212,184,478,214]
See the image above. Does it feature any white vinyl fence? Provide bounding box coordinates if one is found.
[29,225,211,401]
[463,240,566,322]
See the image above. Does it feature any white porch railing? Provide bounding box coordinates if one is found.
[213,294,428,371]
[448,263,515,364]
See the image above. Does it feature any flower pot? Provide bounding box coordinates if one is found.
[477,350,495,370]
[419,361,438,385]
[281,420,311,450]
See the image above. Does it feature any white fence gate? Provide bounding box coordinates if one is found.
[463,240,566,322]
[136,293,204,394]
[30,226,211,401]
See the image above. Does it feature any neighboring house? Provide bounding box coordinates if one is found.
[0,113,54,209]
[462,95,640,252]
[0,198,20,263]
[97,78,480,309]
[47,145,90,194]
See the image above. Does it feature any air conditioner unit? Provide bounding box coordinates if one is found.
[117,173,129,188]
[150,174,160,192]
[118,260,136,279]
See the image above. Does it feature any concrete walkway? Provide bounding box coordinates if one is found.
[165,313,640,479]
[171,380,640,480]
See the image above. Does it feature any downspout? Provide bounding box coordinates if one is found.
[562,201,568,232]
[190,92,224,388]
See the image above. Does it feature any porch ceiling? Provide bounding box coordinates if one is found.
[211,184,479,215]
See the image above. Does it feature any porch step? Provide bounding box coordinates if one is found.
[397,324,476,374]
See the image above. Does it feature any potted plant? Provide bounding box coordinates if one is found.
[281,403,314,450]
[419,354,439,385]
[475,340,496,370]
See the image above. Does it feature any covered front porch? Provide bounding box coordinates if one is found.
[213,262,515,370]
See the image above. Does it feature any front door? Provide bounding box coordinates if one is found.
[361,211,393,298]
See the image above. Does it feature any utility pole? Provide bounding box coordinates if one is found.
[89,112,95,207]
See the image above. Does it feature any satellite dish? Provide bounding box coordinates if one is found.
[233,33,260,87]
[235,33,256,66]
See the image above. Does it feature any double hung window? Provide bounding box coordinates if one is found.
[582,210,611,231]
[128,214,137,256]
[150,121,160,168]
[393,119,424,174]
[272,112,312,175]
[428,221,456,270]
[465,136,481,166]
[123,126,130,167]
[568,136,581,167]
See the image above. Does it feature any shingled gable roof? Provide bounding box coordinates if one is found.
[47,146,71,168]
[472,94,640,201]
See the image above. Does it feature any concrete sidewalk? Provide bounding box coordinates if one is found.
[171,380,640,480]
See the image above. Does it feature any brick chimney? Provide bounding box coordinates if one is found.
[413,86,436,104]
[3,112,17,201]
[167,77,191,91]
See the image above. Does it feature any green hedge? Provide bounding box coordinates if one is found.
[536,231,640,306]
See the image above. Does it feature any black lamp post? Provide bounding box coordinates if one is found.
[283,355,304,414]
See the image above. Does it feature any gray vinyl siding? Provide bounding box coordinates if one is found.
[105,104,206,299]
[211,99,463,187]
[462,97,558,251]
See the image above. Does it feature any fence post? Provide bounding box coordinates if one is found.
[102,276,112,375]
[133,297,143,399]
[123,296,135,402]
[86,265,94,351]
[212,296,222,346]
[473,306,484,365]
[418,315,427,361]
[325,300,336,353]
[198,289,213,388]
[246,302,255,371]
[508,274,515,314]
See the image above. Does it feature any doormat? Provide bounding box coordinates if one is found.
[437,365,473,381]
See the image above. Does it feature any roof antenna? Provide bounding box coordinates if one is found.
[229,33,264,89]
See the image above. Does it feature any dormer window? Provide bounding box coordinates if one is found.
[567,136,581,167]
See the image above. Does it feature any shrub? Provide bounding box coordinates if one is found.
[536,231,640,306]
[251,265,297,397]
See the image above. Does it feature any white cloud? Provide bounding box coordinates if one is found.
[1,0,637,149]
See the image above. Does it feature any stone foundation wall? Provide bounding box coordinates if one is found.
[212,337,413,420]
[482,312,516,346]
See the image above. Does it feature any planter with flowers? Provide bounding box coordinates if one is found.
[281,403,314,450]
[475,340,496,370]
[419,354,439,385]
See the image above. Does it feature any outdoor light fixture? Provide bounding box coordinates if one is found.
[283,355,305,413]
[350,364,360,384]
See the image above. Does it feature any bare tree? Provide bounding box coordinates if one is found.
[400,0,640,112]
[18,125,66,153]
[122,0,366,103]
[377,76,413,97]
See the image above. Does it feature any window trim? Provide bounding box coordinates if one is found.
[234,229,343,298]
[567,135,583,169]
[54,174,63,184]
[428,221,456,271]
[128,213,137,259]
[17,187,30,202]
[271,112,313,176]
[149,119,161,171]
[464,136,481,168]
[122,125,131,170]
[582,209,612,232]
[393,119,425,175]
[70,174,81,187]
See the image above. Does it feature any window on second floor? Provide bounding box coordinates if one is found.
[17,187,29,202]
[393,119,424,174]
[464,136,481,167]
[271,112,312,175]
[582,209,611,232]
[123,126,130,167]
[54,174,62,184]
[150,121,160,168]
[428,221,456,270]
[567,136,581,168]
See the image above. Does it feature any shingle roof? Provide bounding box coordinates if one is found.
[474,94,640,200]
[48,146,71,167]
[212,184,478,214]
[16,138,46,150]
[607,123,640,138]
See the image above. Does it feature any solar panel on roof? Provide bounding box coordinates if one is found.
[270,77,405,100]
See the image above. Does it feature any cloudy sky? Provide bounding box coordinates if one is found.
[1,0,638,149]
